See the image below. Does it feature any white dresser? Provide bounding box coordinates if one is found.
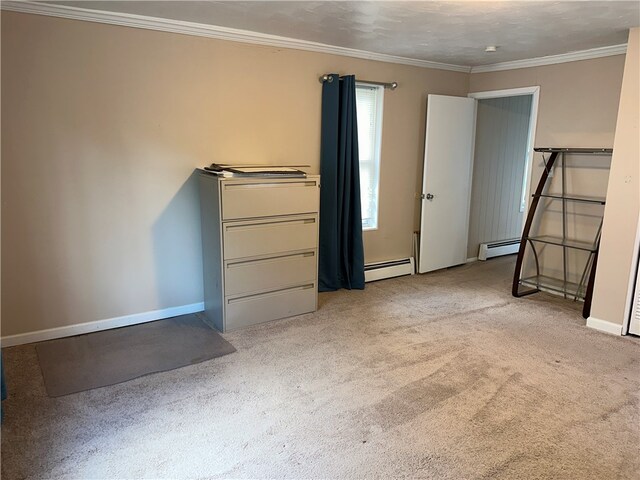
[198,172,320,332]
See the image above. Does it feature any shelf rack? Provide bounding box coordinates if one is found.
[512,147,612,318]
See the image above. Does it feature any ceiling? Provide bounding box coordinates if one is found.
[46,1,640,66]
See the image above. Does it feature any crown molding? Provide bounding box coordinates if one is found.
[2,1,628,75]
[0,1,471,73]
[470,44,627,73]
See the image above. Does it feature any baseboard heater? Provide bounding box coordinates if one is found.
[365,258,415,282]
[478,239,520,261]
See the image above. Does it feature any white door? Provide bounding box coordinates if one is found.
[418,95,476,273]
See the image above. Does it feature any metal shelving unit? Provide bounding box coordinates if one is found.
[512,147,612,318]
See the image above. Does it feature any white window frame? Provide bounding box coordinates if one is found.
[356,82,384,231]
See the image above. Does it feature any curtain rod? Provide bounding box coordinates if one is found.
[319,74,398,90]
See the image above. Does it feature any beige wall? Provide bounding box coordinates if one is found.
[1,11,630,340]
[591,28,640,328]
[470,55,626,148]
[470,56,626,288]
[1,12,468,338]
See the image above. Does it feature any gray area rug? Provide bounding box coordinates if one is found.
[35,313,235,397]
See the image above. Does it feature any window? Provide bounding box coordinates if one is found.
[356,83,384,230]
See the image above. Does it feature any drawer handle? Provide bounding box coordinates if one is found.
[227,284,314,304]
[225,217,315,231]
[226,251,315,268]
[225,181,316,189]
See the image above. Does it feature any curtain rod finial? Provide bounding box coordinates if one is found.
[390,82,398,90]
[319,74,334,84]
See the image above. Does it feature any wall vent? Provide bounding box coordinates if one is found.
[478,239,520,261]
[365,258,414,282]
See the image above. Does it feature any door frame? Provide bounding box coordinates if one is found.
[467,86,540,235]
[622,214,640,335]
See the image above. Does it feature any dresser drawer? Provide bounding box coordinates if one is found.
[221,178,319,220]
[225,283,316,330]
[224,250,316,296]
[223,215,317,260]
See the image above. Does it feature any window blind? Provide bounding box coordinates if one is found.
[356,84,383,230]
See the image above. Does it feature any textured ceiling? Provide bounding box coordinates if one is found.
[47,1,640,66]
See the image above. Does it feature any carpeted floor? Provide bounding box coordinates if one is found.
[1,256,639,479]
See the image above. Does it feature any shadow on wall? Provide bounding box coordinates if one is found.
[151,170,204,310]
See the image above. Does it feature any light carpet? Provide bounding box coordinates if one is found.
[1,256,638,479]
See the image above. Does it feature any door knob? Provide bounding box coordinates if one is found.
[426,193,434,200]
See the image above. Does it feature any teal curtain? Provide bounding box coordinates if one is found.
[318,74,365,291]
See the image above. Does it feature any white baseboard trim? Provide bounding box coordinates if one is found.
[478,239,520,261]
[466,257,478,263]
[365,258,414,282]
[586,316,623,336]
[1,302,205,347]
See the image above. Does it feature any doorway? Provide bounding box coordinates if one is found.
[467,87,539,262]
[417,87,539,273]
